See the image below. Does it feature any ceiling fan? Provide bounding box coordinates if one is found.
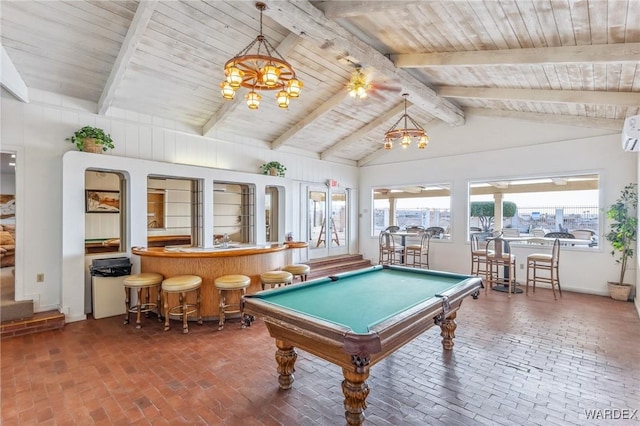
[342,59,401,100]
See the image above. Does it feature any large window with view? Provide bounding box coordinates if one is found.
[372,184,451,239]
[468,174,599,248]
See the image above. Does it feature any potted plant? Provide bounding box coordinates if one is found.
[260,161,286,177]
[604,183,637,301]
[66,126,115,153]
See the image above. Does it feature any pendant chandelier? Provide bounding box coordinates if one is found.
[220,2,303,110]
[383,94,429,150]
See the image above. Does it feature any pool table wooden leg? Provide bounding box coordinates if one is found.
[439,311,457,350]
[275,339,297,390]
[342,363,371,426]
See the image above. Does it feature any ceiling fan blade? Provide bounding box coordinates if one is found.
[373,83,402,93]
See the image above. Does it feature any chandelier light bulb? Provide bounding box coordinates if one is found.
[262,64,281,87]
[418,135,429,149]
[276,89,289,109]
[384,140,392,150]
[225,65,244,88]
[401,133,411,148]
[286,78,303,98]
[220,81,236,100]
[245,90,261,110]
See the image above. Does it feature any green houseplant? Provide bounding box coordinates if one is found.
[66,126,114,153]
[260,161,286,177]
[604,183,637,301]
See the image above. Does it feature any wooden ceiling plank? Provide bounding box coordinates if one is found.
[271,89,349,150]
[320,101,407,159]
[466,107,624,130]
[202,33,302,137]
[316,1,424,19]
[97,0,158,115]
[439,86,640,107]
[262,0,465,126]
[392,43,640,68]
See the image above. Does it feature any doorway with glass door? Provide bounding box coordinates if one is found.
[308,185,349,259]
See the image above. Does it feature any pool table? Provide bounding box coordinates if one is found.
[242,265,483,425]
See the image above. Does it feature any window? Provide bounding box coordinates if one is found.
[372,184,451,238]
[213,181,255,244]
[265,186,283,242]
[147,176,202,247]
[84,170,125,253]
[468,173,599,247]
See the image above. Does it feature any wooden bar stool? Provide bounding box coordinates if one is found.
[282,264,310,282]
[161,275,202,334]
[214,275,251,330]
[123,272,164,328]
[260,270,293,290]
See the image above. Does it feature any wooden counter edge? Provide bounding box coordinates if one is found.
[132,244,289,258]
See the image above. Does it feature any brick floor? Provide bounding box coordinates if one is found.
[1,287,639,425]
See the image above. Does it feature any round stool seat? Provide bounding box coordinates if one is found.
[215,275,252,330]
[123,272,164,329]
[162,275,202,292]
[215,275,251,290]
[260,270,293,284]
[261,270,293,291]
[124,272,163,288]
[282,264,310,276]
[161,275,203,333]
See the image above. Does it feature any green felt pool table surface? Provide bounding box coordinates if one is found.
[252,266,467,333]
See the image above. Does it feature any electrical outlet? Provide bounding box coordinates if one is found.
[37,273,44,282]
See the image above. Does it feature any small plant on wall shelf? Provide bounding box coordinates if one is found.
[67,126,115,153]
[260,161,286,177]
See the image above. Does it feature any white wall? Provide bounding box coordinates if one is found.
[360,115,637,297]
[2,87,636,321]
[1,88,358,320]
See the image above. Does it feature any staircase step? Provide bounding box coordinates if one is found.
[0,299,34,322]
[1,310,65,340]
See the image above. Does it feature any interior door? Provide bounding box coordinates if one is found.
[308,185,349,259]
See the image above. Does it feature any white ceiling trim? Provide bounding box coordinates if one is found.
[439,87,640,107]
[392,43,640,67]
[262,0,465,126]
[0,45,28,103]
[97,0,158,115]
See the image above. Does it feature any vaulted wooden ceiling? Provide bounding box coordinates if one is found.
[2,0,639,165]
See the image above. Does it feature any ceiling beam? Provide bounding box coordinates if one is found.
[316,1,424,19]
[0,45,29,103]
[465,107,624,131]
[320,101,407,159]
[392,43,640,68]
[202,33,302,138]
[271,89,349,149]
[439,87,640,107]
[97,0,158,115]
[262,0,465,126]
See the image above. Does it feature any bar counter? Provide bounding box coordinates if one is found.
[131,242,308,321]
